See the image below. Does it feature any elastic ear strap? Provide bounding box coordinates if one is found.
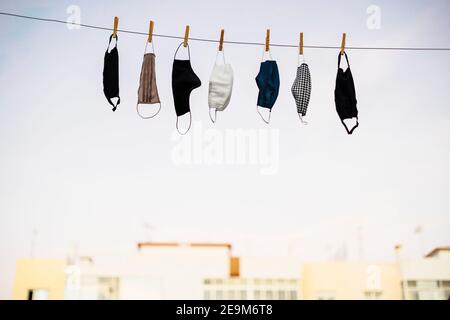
[144,41,155,55]
[215,50,226,65]
[298,113,308,125]
[338,52,350,68]
[107,34,118,52]
[108,34,117,44]
[257,106,271,124]
[176,112,192,135]
[341,118,359,134]
[174,42,191,60]
[297,53,305,67]
[136,102,161,119]
[261,48,273,62]
[107,97,120,112]
[209,108,218,123]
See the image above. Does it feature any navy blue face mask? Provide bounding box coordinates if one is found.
[255,59,280,124]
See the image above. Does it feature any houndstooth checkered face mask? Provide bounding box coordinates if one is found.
[291,62,312,124]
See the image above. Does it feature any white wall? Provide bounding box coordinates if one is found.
[401,257,450,280]
[239,256,302,279]
[79,246,230,299]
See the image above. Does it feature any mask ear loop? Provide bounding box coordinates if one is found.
[174,42,191,60]
[338,51,350,70]
[261,48,273,62]
[209,108,218,123]
[176,112,192,135]
[173,42,192,134]
[341,119,359,134]
[297,52,306,67]
[298,113,308,125]
[106,34,118,53]
[136,41,161,119]
[215,49,226,65]
[257,106,271,124]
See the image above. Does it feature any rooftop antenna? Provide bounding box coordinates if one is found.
[414,224,424,257]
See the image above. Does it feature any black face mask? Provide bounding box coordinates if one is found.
[103,35,120,112]
[171,43,201,134]
[334,52,358,134]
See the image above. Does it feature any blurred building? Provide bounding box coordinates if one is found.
[302,262,402,300]
[74,242,232,300]
[203,256,302,300]
[11,244,450,300]
[400,247,450,300]
[12,259,66,300]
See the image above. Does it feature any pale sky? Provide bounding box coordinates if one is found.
[0,0,450,299]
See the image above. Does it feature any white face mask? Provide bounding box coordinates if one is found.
[208,51,234,123]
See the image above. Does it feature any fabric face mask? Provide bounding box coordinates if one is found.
[172,43,202,135]
[137,41,161,119]
[103,35,120,112]
[208,51,233,123]
[291,55,311,125]
[335,52,358,134]
[255,52,280,124]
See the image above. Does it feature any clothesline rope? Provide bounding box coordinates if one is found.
[1,11,450,51]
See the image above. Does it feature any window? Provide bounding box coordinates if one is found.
[416,280,438,289]
[407,280,417,288]
[278,290,286,300]
[239,290,247,300]
[364,291,383,300]
[216,290,223,300]
[204,290,211,300]
[445,290,450,300]
[315,291,334,300]
[289,290,298,300]
[97,277,119,300]
[254,290,261,300]
[266,290,273,300]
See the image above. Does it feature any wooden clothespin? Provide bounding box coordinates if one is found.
[112,17,119,38]
[340,33,346,55]
[219,29,225,51]
[183,25,190,47]
[148,20,154,43]
[299,32,304,55]
[265,29,270,52]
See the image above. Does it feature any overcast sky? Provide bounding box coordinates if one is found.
[0,0,449,299]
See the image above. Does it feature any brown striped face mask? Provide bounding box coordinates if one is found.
[137,51,161,119]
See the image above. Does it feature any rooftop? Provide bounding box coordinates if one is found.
[425,247,450,258]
